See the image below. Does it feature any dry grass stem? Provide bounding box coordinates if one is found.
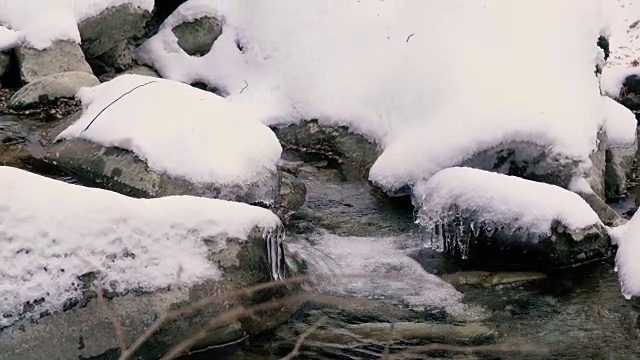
[280,316,328,360]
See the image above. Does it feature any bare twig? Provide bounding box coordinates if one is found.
[76,257,127,355]
[281,316,328,360]
[379,322,395,359]
[406,33,414,43]
[96,286,127,353]
[82,81,157,133]
[159,293,378,360]
[240,80,249,94]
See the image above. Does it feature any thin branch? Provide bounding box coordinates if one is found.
[240,80,249,94]
[281,316,328,360]
[96,286,127,353]
[406,33,414,43]
[379,322,395,359]
[82,81,158,133]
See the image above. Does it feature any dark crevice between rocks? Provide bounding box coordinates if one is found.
[0,49,21,89]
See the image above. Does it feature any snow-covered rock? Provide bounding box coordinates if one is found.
[44,74,284,206]
[602,96,638,199]
[615,209,640,298]
[98,65,159,83]
[16,41,93,83]
[7,72,99,109]
[414,167,611,269]
[0,166,291,359]
[138,0,607,198]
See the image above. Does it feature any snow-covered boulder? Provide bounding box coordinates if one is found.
[42,75,286,207]
[7,71,99,109]
[0,166,292,360]
[78,3,151,59]
[414,167,611,269]
[602,96,638,200]
[16,41,93,83]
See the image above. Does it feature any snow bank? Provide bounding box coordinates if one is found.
[0,166,281,328]
[600,0,640,97]
[57,74,282,185]
[414,167,602,244]
[614,209,640,298]
[139,0,608,193]
[0,26,22,51]
[287,231,468,316]
[602,96,638,146]
[0,0,153,49]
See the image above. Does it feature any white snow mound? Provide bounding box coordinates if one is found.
[139,0,608,194]
[57,74,282,185]
[0,166,281,328]
[414,167,603,237]
[0,0,153,49]
[614,209,640,298]
[602,96,638,146]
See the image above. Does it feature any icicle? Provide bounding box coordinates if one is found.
[265,228,285,281]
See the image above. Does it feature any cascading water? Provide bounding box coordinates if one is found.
[266,227,285,281]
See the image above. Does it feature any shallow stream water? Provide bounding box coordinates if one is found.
[210,154,640,360]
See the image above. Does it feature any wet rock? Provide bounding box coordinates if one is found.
[442,271,547,287]
[78,3,151,59]
[0,115,28,146]
[620,75,640,122]
[272,120,381,180]
[273,172,307,221]
[40,138,280,206]
[173,16,223,56]
[7,72,99,110]
[605,144,637,200]
[98,65,159,83]
[16,41,93,84]
[0,52,10,79]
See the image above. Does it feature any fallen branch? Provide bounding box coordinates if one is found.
[281,316,328,360]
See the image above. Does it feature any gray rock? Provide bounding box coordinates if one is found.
[16,41,93,83]
[605,142,637,200]
[7,72,99,109]
[172,16,223,56]
[98,65,159,83]
[87,41,134,75]
[273,171,307,221]
[576,191,626,227]
[78,3,151,59]
[0,51,10,78]
[271,120,382,181]
[41,138,280,206]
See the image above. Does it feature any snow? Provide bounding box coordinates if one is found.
[614,209,640,298]
[600,0,640,97]
[0,26,22,51]
[0,0,153,49]
[286,231,470,317]
[138,0,609,194]
[0,166,282,328]
[57,74,282,186]
[602,96,638,146]
[414,167,603,254]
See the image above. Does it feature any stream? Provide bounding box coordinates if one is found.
[4,112,640,359]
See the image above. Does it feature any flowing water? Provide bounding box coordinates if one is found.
[211,154,640,359]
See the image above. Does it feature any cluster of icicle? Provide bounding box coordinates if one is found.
[415,205,502,260]
[266,226,286,281]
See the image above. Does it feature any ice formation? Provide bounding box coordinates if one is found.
[413,167,603,258]
[0,166,282,328]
